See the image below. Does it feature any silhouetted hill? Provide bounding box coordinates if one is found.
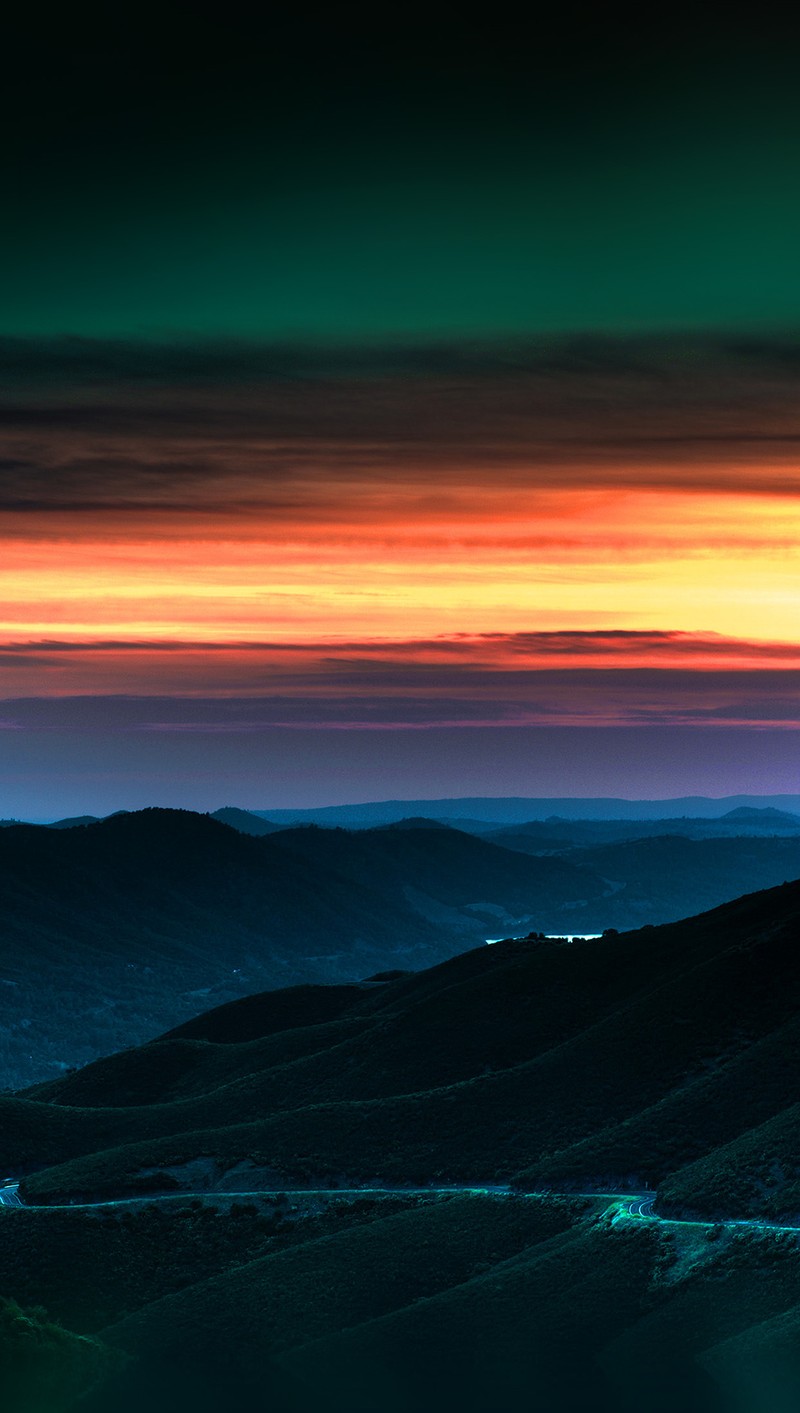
[557,834,800,928]
[658,1104,800,1222]
[267,822,606,929]
[10,873,800,1217]
[0,808,611,1088]
[8,878,800,1411]
[210,807,284,836]
[722,806,800,823]
[2,807,799,1090]
[483,828,800,934]
[0,809,452,1088]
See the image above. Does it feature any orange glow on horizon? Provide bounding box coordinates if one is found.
[1,483,799,662]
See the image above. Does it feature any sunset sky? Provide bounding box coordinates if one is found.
[4,14,800,815]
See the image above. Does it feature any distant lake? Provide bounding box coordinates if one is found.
[486,933,603,944]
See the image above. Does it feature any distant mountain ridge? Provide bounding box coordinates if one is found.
[4,797,800,831]
[250,795,800,826]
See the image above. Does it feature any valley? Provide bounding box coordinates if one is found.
[4,804,800,1089]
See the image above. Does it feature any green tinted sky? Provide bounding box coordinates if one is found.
[4,15,800,339]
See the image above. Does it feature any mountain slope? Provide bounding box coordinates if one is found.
[268,821,606,924]
[10,874,800,1214]
[557,834,800,928]
[659,1104,800,1221]
[0,809,614,1088]
[209,807,284,835]
[0,810,446,1090]
[7,879,800,1410]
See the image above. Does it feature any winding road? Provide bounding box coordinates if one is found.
[624,1195,656,1219]
[0,1181,513,1212]
[2,1179,799,1233]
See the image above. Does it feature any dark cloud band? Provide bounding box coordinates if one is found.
[3,333,800,513]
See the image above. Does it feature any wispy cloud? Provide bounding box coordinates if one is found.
[2,632,800,728]
[4,334,800,703]
[4,333,800,519]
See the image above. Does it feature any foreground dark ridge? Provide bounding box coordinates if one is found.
[7,867,800,1413]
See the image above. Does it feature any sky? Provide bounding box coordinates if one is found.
[4,13,800,816]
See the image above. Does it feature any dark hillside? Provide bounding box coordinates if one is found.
[285,1216,664,1411]
[7,880,800,1410]
[561,834,800,929]
[165,983,371,1045]
[490,828,800,926]
[519,1010,800,1194]
[659,1105,800,1222]
[5,806,800,1089]
[106,1195,582,1364]
[0,809,446,1088]
[703,1298,800,1409]
[0,809,610,1088]
[210,807,284,835]
[0,813,607,1085]
[269,821,607,920]
[0,1295,115,1411]
[723,806,800,822]
[10,875,800,1212]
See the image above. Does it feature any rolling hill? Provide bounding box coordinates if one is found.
[486,805,800,853]
[9,873,800,1217]
[209,807,285,836]
[4,804,800,1090]
[0,808,608,1089]
[6,877,800,1410]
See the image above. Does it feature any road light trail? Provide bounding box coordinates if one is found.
[2,1181,800,1235]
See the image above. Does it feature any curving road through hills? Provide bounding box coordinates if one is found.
[0,1181,508,1211]
[2,1179,800,1234]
